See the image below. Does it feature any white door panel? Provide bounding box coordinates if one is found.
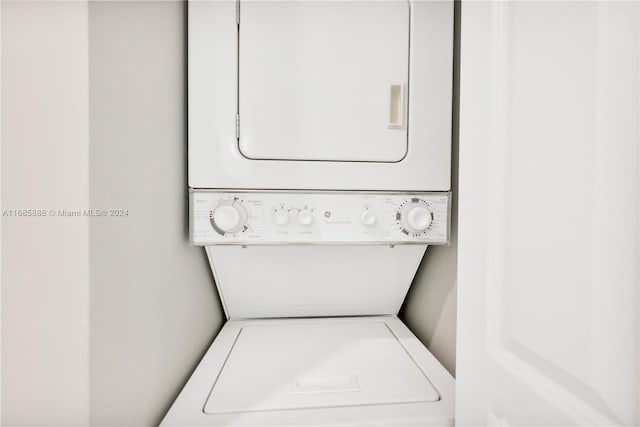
[457,1,639,425]
[239,1,409,162]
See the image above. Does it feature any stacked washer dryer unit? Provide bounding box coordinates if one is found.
[162,1,454,425]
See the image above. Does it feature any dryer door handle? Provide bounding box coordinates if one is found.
[388,84,405,128]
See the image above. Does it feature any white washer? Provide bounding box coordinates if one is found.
[163,192,455,425]
[162,317,454,426]
[165,1,455,425]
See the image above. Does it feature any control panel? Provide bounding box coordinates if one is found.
[190,191,450,245]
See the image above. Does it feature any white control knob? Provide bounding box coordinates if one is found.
[360,210,376,226]
[214,205,240,231]
[297,209,314,226]
[211,200,248,234]
[274,209,291,226]
[406,206,432,232]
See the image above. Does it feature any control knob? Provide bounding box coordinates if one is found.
[360,209,376,226]
[397,199,433,235]
[406,206,432,232]
[210,199,248,235]
[273,208,291,226]
[297,209,314,226]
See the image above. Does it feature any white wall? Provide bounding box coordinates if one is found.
[2,2,225,426]
[2,2,90,425]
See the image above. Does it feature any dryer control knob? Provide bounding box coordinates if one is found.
[405,206,432,232]
[274,209,291,226]
[297,209,314,226]
[211,200,247,234]
[360,210,376,226]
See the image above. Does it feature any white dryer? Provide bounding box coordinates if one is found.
[188,0,453,191]
[163,1,455,425]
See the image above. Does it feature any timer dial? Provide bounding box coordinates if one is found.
[396,198,434,235]
[210,198,248,235]
[406,206,432,232]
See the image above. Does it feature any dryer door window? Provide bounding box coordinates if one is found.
[238,1,410,163]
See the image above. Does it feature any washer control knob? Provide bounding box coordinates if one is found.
[274,209,291,226]
[297,209,314,226]
[360,210,376,226]
[211,199,248,234]
[406,206,432,232]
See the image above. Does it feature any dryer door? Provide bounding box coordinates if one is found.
[238,1,409,162]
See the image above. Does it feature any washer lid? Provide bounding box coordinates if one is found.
[204,319,440,414]
[238,0,410,162]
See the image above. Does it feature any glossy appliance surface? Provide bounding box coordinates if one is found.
[162,317,454,426]
[188,0,453,190]
[238,1,410,162]
[205,320,439,413]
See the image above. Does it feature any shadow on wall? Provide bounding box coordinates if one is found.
[401,243,458,376]
[399,0,460,377]
[88,1,225,426]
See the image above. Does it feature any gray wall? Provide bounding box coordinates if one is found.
[2,2,225,426]
[88,2,224,425]
[400,0,459,377]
